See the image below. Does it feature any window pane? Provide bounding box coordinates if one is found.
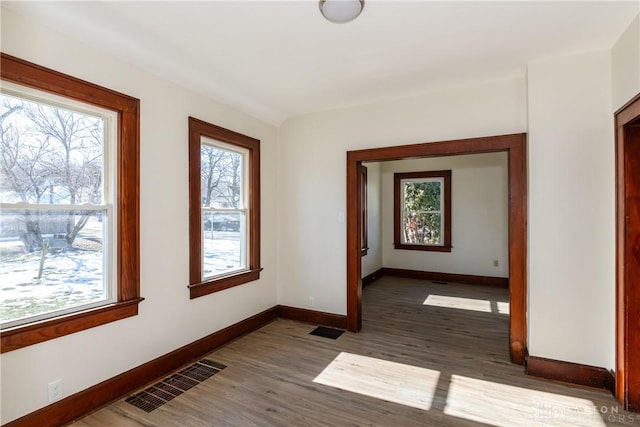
[0,209,108,326]
[202,211,246,278]
[403,180,441,212]
[402,212,442,245]
[200,145,243,209]
[0,93,105,205]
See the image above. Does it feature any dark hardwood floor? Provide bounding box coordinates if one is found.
[74,277,634,426]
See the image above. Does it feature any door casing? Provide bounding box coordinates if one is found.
[346,133,528,364]
[615,93,640,411]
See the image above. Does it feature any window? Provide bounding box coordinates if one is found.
[394,170,451,252]
[359,164,368,256]
[0,53,141,352]
[188,117,260,299]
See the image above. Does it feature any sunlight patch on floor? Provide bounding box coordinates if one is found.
[445,375,606,427]
[313,352,440,410]
[424,294,492,312]
[496,301,510,314]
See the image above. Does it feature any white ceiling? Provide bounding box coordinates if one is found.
[4,1,639,124]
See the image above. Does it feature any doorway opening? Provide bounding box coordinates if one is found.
[346,133,527,364]
[615,94,640,411]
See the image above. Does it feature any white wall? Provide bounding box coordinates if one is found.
[3,4,631,423]
[278,76,527,315]
[361,162,383,277]
[380,154,509,277]
[0,8,279,423]
[612,14,640,111]
[527,50,615,369]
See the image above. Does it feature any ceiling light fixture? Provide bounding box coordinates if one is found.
[319,0,364,24]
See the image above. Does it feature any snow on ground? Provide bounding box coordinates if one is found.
[0,246,105,322]
[203,231,242,278]
[1,231,241,323]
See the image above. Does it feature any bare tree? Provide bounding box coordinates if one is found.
[201,145,226,207]
[0,95,103,250]
[23,102,103,245]
[223,153,241,207]
[0,100,54,251]
[201,146,241,208]
[0,101,52,203]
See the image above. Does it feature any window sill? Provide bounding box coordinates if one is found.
[394,243,452,252]
[0,298,144,353]
[189,268,263,299]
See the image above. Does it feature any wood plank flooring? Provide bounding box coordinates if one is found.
[74,277,637,426]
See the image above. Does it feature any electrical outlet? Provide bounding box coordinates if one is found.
[309,297,315,308]
[48,379,63,402]
[493,260,499,267]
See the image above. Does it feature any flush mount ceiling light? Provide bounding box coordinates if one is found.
[319,0,364,23]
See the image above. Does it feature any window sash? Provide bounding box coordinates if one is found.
[201,208,249,280]
[199,140,250,281]
[200,137,248,210]
[1,81,117,207]
[0,205,116,328]
[400,177,445,246]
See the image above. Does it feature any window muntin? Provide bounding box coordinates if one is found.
[394,170,451,252]
[200,138,249,279]
[0,84,118,329]
[188,117,260,299]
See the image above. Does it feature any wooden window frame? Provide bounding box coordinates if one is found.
[0,53,142,353]
[358,164,368,256]
[393,170,452,252]
[188,117,261,299]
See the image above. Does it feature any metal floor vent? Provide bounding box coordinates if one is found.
[309,326,344,340]
[125,359,226,412]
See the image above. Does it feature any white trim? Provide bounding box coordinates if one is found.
[0,203,108,210]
